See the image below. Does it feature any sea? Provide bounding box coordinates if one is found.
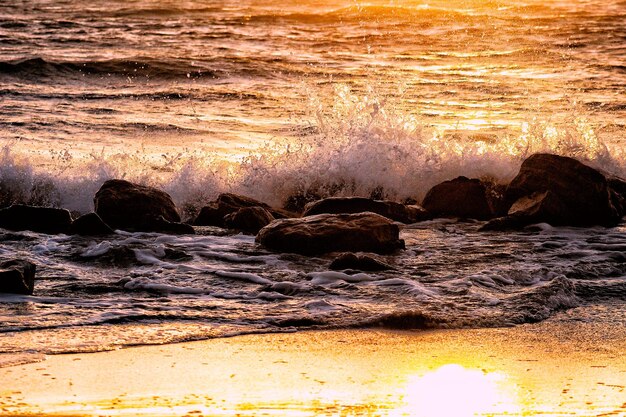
[1,0,626,366]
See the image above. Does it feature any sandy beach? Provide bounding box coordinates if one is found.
[1,316,625,417]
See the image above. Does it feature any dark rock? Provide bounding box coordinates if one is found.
[0,260,36,295]
[70,213,114,236]
[504,154,621,226]
[608,176,626,216]
[256,212,405,255]
[94,179,187,233]
[151,216,195,235]
[0,204,72,234]
[330,252,394,271]
[283,190,322,214]
[224,206,275,234]
[303,197,430,224]
[194,193,293,227]
[422,177,497,220]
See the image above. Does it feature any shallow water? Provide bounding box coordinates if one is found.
[1,0,626,360]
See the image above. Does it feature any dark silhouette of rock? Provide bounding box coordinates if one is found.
[194,193,292,227]
[256,212,405,255]
[330,252,394,271]
[505,154,621,226]
[422,177,498,220]
[608,176,626,216]
[0,204,72,234]
[70,213,114,236]
[224,206,275,234]
[0,260,36,295]
[302,197,430,224]
[94,179,191,233]
[482,154,623,230]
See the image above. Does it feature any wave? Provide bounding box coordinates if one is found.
[1,85,625,215]
[0,57,219,80]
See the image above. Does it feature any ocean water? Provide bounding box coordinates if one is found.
[1,0,626,363]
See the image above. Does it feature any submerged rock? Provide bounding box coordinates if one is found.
[94,179,192,234]
[256,212,405,255]
[224,206,275,234]
[194,193,292,227]
[303,197,430,224]
[0,259,36,295]
[0,204,72,234]
[422,176,499,220]
[330,252,394,271]
[70,212,114,236]
[484,154,622,230]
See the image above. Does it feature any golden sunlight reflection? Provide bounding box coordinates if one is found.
[398,364,520,417]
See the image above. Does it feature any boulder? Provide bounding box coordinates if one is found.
[0,260,36,295]
[224,206,275,234]
[480,191,566,231]
[302,197,430,224]
[256,212,405,255]
[0,204,72,234]
[194,193,292,227]
[608,176,626,216]
[422,177,498,220]
[70,213,114,236]
[94,180,191,233]
[504,154,621,226]
[330,252,394,271]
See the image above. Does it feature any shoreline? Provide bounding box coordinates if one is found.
[1,320,625,416]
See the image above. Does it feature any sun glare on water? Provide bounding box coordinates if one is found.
[397,364,520,417]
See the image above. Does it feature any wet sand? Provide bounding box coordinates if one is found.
[1,321,625,416]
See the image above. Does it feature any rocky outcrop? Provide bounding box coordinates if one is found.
[194,193,292,227]
[0,260,36,295]
[422,177,500,220]
[330,252,394,271]
[224,206,275,234]
[302,197,430,224]
[256,212,405,255]
[482,154,623,230]
[94,180,192,234]
[69,213,114,236]
[0,204,72,234]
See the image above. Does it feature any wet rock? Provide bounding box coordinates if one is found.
[330,252,394,271]
[422,177,497,220]
[256,212,405,255]
[193,193,292,227]
[608,176,626,216]
[503,154,621,227]
[0,204,72,234]
[283,190,322,214]
[224,206,275,234]
[303,197,430,224]
[151,216,195,235]
[94,179,190,233]
[69,212,114,236]
[0,260,36,295]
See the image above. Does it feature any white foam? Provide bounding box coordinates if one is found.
[307,271,378,285]
[215,270,273,285]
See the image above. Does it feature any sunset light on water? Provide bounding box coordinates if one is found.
[1,0,625,416]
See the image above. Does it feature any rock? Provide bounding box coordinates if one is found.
[194,193,293,227]
[608,176,626,216]
[422,177,497,220]
[480,191,566,231]
[151,216,195,235]
[302,197,430,224]
[0,204,72,234]
[256,212,405,255]
[224,206,275,234]
[330,252,394,271]
[0,260,36,295]
[94,179,190,233]
[69,213,114,236]
[504,154,621,227]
